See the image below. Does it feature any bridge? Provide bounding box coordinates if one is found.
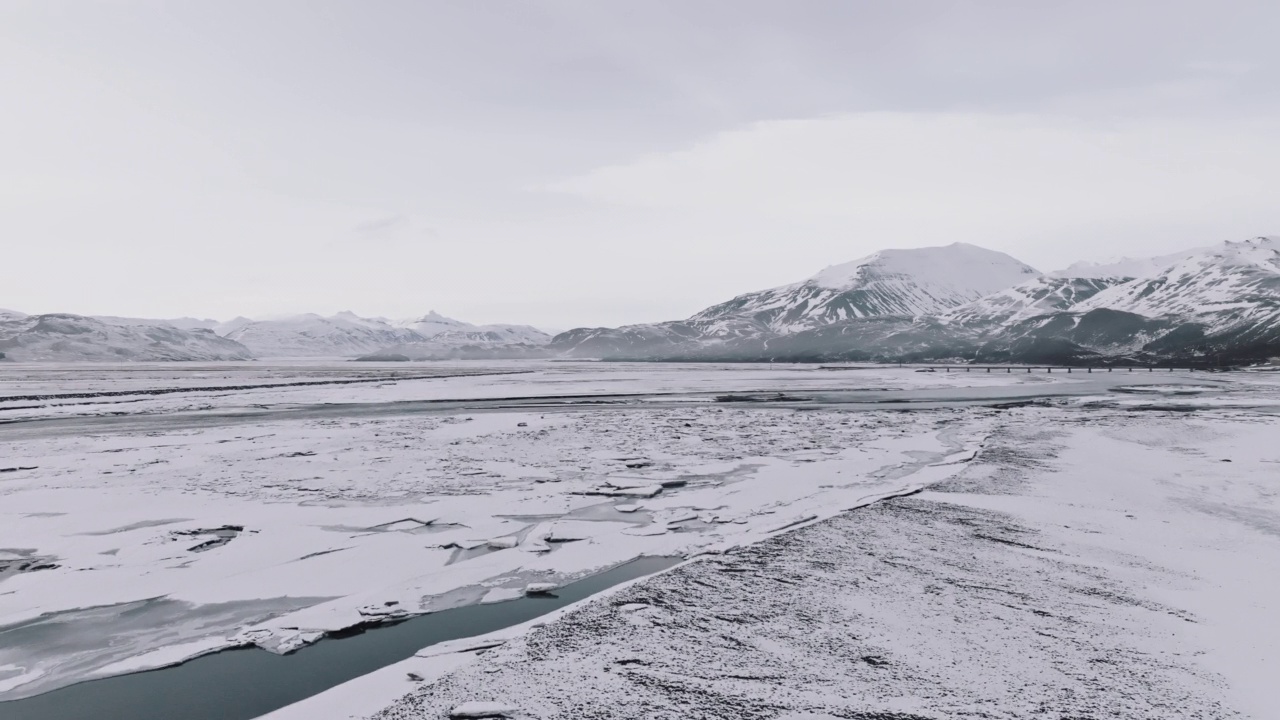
[922,366,1214,373]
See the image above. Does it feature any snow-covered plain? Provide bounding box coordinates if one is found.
[2,362,1276,717]
[0,361,1059,703]
[290,373,1280,720]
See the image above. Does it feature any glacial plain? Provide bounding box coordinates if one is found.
[1,361,1277,719]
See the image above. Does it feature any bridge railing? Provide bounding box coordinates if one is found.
[922,366,1216,373]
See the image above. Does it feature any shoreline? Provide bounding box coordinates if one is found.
[0,556,683,720]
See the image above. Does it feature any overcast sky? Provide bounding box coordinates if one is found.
[3,1,1278,329]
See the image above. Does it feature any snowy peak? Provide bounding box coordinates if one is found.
[1216,235,1280,269]
[161,317,224,331]
[551,236,1280,362]
[395,311,473,337]
[332,310,390,326]
[691,242,1040,333]
[1073,237,1280,330]
[810,242,1040,295]
[214,316,254,336]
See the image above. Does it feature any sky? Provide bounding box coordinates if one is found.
[2,1,1278,330]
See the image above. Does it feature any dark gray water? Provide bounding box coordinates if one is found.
[0,556,679,720]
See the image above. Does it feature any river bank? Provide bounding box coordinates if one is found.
[358,403,1278,719]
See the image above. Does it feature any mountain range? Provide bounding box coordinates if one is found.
[0,312,254,362]
[549,237,1280,365]
[0,310,550,362]
[4,237,1278,364]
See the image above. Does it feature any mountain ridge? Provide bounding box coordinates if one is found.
[548,237,1280,365]
[690,242,1041,333]
[0,309,552,361]
[5,238,1278,363]
[0,313,253,362]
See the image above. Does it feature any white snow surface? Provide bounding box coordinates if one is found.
[1073,236,1280,331]
[687,242,1041,334]
[942,275,1125,327]
[395,311,474,337]
[90,315,218,329]
[0,313,252,362]
[2,309,549,361]
[316,380,1280,720]
[223,311,550,358]
[393,312,551,350]
[1048,245,1209,280]
[448,701,517,718]
[808,242,1040,294]
[0,361,1046,701]
[222,312,427,357]
[6,362,1279,717]
[422,326,551,347]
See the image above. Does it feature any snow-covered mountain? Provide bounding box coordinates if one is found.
[691,243,1041,333]
[942,276,1126,328]
[426,326,551,347]
[551,243,1040,358]
[359,317,553,360]
[0,308,552,361]
[551,237,1280,364]
[221,313,425,358]
[6,237,1277,364]
[0,313,252,362]
[1071,237,1279,330]
[1058,237,1280,359]
[1046,247,1208,281]
[159,317,227,332]
[393,312,550,347]
[221,311,552,358]
[395,311,473,337]
[929,239,1276,363]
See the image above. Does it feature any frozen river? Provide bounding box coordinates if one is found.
[2,361,1275,718]
[1,557,678,720]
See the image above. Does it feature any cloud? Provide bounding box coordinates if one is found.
[544,112,1279,267]
[353,214,410,235]
[350,214,440,244]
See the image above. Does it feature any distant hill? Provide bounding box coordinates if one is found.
[0,313,252,362]
[224,311,552,358]
[0,308,552,361]
[7,237,1277,364]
